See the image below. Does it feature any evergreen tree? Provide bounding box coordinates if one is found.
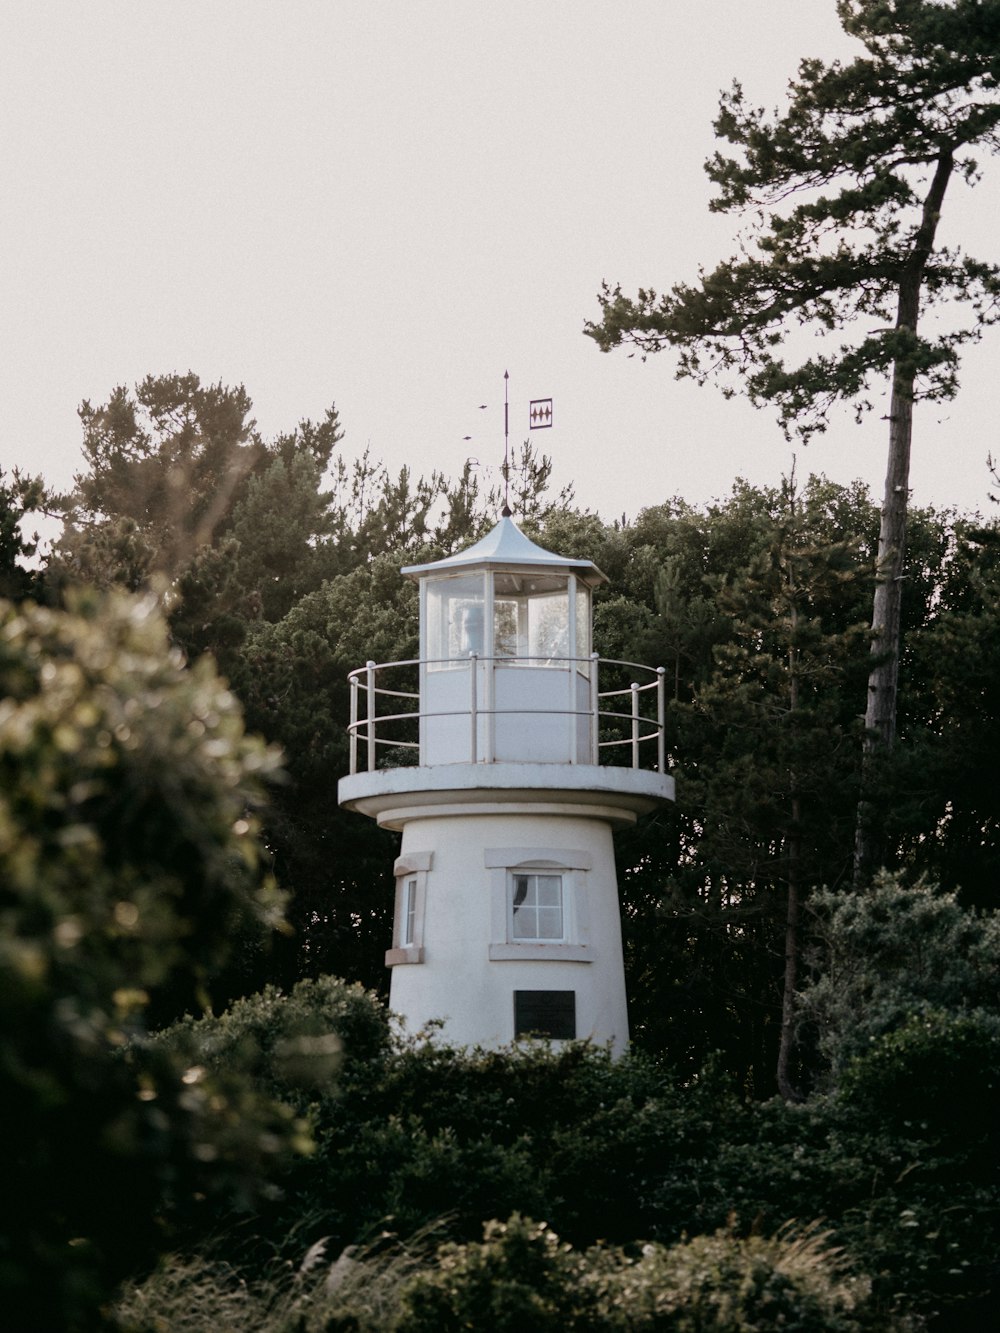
[0,468,44,602]
[586,0,1000,879]
[611,477,875,1092]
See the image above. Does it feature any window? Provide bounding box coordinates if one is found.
[485,848,593,963]
[514,990,576,1039]
[510,872,563,941]
[401,877,417,947]
[386,852,431,967]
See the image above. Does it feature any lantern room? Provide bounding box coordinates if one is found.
[401,517,606,766]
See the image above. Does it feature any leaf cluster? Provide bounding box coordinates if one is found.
[0,591,305,1329]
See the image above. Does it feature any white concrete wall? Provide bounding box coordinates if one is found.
[387,808,629,1054]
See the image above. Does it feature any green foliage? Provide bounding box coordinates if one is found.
[892,518,1000,904]
[616,476,876,1093]
[369,1216,890,1332]
[840,1008,1000,1141]
[800,875,1000,1076]
[589,1225,886,1333]
[152,975,392,1113]
[106,970,1000,1325]
[587,2,1000,434]
[0,467,44,602]
[63,374,264,584]
[396,1215,597,1332]
[830,1011,1000,1320]
[50,375,343,651]
[0,591,302,1329]
[117,1217,894,1333]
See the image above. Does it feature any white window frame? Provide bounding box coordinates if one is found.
[386,850,432,966]
[509,870,565,943]
[484,847,593,962]
[401,876,418,946]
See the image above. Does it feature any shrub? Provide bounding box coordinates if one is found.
[391,1217,895,1333]
[0,592,296,1329]
[151,975,391,1112]
[590,1226,892,1332]
[800,877,1000,1079]
[395,1215,597,1332]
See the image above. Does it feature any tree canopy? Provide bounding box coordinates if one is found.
[586,0,1000,878]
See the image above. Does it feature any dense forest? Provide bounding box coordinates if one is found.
[2,368,1000,1331]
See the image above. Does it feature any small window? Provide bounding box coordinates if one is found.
[401,877,417,947]
[514,990,576,1039]
[387,852,431,967]
[510,872,563,941]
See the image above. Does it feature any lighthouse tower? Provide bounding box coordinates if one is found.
[338,517,674,1053]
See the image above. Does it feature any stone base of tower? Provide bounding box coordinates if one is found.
[339,764,674,1056]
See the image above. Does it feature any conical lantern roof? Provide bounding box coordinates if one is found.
[401,516,607,586]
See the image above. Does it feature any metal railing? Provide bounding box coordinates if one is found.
[347,655,666,775]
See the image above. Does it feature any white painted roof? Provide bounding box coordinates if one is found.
[401,516,607,585]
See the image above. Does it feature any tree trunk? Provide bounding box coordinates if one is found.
[776,865,801,1101]
[853,148,954,885]
[776,523,802,1101]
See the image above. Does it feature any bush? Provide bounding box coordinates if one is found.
[392,1217,894,1333]
[117,1005,1000,1326]
[832,1010,1000,1319]
[396,1215,597,1332]
[0,592,295,1329]
[151,975,391,1112]
[800,877,1000,1079]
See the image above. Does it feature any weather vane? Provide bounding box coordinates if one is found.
[502,371,511,516]
[502,373,554,517]
[464,374,553,518]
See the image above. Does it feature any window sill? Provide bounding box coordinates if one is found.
[385,946,425,966]
[488,944,592,963]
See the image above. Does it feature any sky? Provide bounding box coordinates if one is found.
[2,1,999,531]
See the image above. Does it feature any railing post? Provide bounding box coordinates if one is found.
[569,655,578,764]
[349,674,359,775]
[656,666,666,774]
[631,681,640,770]
[485,654,496,763]
[590,653,600,765]
[469,651,478,763]
[365,660,376,773]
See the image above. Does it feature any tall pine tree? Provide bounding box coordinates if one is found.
[587,0,1000,879]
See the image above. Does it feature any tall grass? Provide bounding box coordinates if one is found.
[113,1226,435,1333]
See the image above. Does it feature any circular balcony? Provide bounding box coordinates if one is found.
[346,654,667,775]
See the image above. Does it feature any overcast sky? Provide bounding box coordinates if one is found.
[3,1,999,528]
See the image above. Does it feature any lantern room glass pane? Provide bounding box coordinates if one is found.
[576,584,590,670]
[493,573,568,666]
[426,574,485,669]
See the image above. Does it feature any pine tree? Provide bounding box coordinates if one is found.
[586,0,1000,879]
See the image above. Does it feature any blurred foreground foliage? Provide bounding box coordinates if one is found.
[0,592,310,1330]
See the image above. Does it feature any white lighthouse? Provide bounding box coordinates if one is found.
[338,517,674,1054]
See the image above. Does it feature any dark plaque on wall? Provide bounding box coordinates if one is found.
[514,990,576,1039]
